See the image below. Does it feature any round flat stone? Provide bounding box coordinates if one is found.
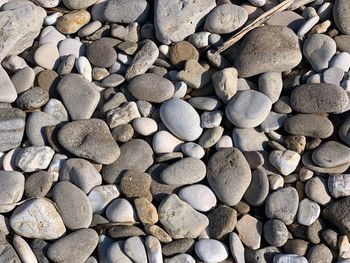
[207,206,237,239]
[195,239,228,263]
[16,146,55,173]
[297,198,320,226]
[34,42,59,70]
[291,83,349,113]
[86,38,117,68]
[160,157,206,186]
[205,4,248,34]
[178,184,216,212]
[103,0,149,23]
[235,214,263,250]
[269,150,300,176]
[56,10,90,34]
[322,197,350,235]
[226,90,272,128]
[152,130,184,154]
[25,171,53,198]
[88,185,120,214]
[305,176,331,205]
[207,148,251,206]
[134,197,158,225]
[263,219,288,247]
[106,198,135,223]
[312,141,350,168]
[58,119,120,165]
[160,98,202,141]
[16,87,49,110]
[52,181,92,230]
[169,41,199,67]
[128,73,174,103]
[334,0,350,35]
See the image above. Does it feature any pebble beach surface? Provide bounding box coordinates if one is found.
[0,0,349,262]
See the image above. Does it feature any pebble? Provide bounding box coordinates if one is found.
[102,139,153,183]
[323,67,344,85]
[145,236,162,263]
[269,150,300,176]
[236,214,263,250]
[169,41,199,67]
[273,254,308,263]
[212,67,238,103]
[106,101,141,128]
[120,170,152,200]
[266,11,305,32]
[195,239,228,263]
[305,176,331,205]
[177,59,212,89]
[259,72,283,103]
[334,0,350,35]
[297,15,320,37]
[145,225,172,243]
[0,66,17,103]
[124,236,147,263]
[181,142,205,159]
[331,52,350,72]
[58,119,120,165]
[207,206,237,239]
[133,117,157,136]
[10,198,66,240]
[232,128,268,151]
[106,198,135,223]
[265,187,299,225]
[58,39,85,58]
[179,184,216,212]
[101,74,125,88]
[340,116,350,146]
[62,0,97,9]
[164,254,195,263]
[198,126,224,148]
[205,4,248,34]
[25,171,53,198]
[128,73,174,103]
[173,81,187,99]
[0,108,25,152]
[43,98,68,122]
[244,168,269,206]
[152,130,183,154]
[52,181,92,230]
[107,241,132,263]
[312,141,350,168]
[11,67,35,93]
[335,35,350,53]
[323,197,350,235]
[12,235,37,263]
[234,25,302,77]
[76,56,92,82]
[34,43,59,70]
[86,38,117,68]
[261,112,288,133]
[158,194,209,239]
[188,32,210,48]
[88,185,119,214]
[0,171,24,211]
[207,148,251,206]
[56,10,90,34]
[134,197,158,225]
[307,244,333,263]
[44,12,62,25]
[16,87,49,110]
[297,198,320,226]
[291,83,349,113]
[229,232,245,263]
[189,97,221,111]
[78,21,102,37]
[263,219,288,247]
[15,146,54,173]
[104,0,148,23]
[47,228,98,263]
[328,174,350,198]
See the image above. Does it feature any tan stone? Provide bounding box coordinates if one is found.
[57,10,90,34]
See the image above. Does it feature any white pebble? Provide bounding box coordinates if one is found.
[179,184,216,212]
[269,150,301,176]
[215,135,233,150]
[58,38,85,58]
[152,130,184,154]
[173,81,187,99]
[16,146,55,173]
[88,185,120,214]
[43,98,69,122]
[76,56,92,82]
[133,117,158,136]
[106,198,136,223]
[330,52,350,72]
[44,12,63,25]
[297,198,320,226]
[145,236,163,263]
[269,174,284,190]
[195,239,229,263]
[229,232,245,263]
[13,235,38,263]
[181,142,205,159]
[2,148,22,171]
[297,15,320,37]
[48,154,67,182]
[118,53,133,65]
[159,45,170,58]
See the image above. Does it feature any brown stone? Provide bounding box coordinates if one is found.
[170,41,199,67]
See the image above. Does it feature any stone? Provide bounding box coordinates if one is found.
[25,171,53,198]
[56,10,90,34]
[335,35,350,53]
[145,225,172,243]
[312,141,350,168]
[0,171,24,210]
[76,56,92,82]
[34,43,60,70]
[265,187,299,225]
[297,15,320,37]
[57,74,100,120]
[297,198,320,226]
[154,0,216,44]
[259,72,283,103]
[134,197,158,225]
[269,150,300,176]
[207,148,251,206]
[305,176,331,205]
[52,181,92,230]
[128,73,174,103]
[145,236,162,263]
[212,67,238,103]
[232,128,268,151]
[16,146,54,173]
[152,131,183,154]
[189,97,221,111]
[123,236,147,263]
[226,90,272,128]
[334,0,350,35]
[303,34,336,72]
[58,39,85,58]
[307,244,333,263]
[120,170,152,200]
[328,174,350,198]
[160,157,206,185]
[263,219,288,247]
[13,235,37,263]
[181,142,205,159]
[0,235,21,262]
[229,232,245,263]
[340,116,350,146]
[104,0,148,23]
[160,98,202,141]
[236,214,263,250]
[179,184,216,212]
[244,168,269,206]
[284,114,334,138]
[284,239,309,256]
[58,119,120,165]
[86,38,117,68]
[273,254,307,263]
[266,10,305,32]
[10,198,66,240]
[164,254,195,263]
[323,197,350,235]
[331,52,350,72]
[189,32,210,48]
[177,59,212,89]
[30,239,50,263]
[169,41,199,67]
[106,198,136,223]
[162,239,194,256]
[261,112,288,133]
[16,87,49,110]
[37,70,59,97]
[88,185,119,214]
[107,241,133,263]
[133,117,158,136]
[158,194,209,239]
[47,229,98,263]
[106,102,141,128]
[43,99,68,122]
[0,108,25,152]
[102,139,153,183]
[195,239,229,263]
[323,67,345,85]
[0,66,17,103]
[285,135,306,154]
[62,0,97,9]
[0,3,46,62]
[125,40,159,80]
[234,25,302,77]
[245,246,280,263]
[207,206,237,239]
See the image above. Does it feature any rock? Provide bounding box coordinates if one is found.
[106,198,136,223]
[331,52,350,72]
[16,146,54,173]
[229,232,245,263]
[236,214,263,250]
[158,194,209,239]
[120,170,152,200]
[102,139,153,183]
[273,254,308,263]
[207,206,237,239]
[178,184,216,212]
[323,197,350,235]
[11,67,35,94]
[181,142,205,159]
[57,74,100,120]
[303,34,336,72]
[30,239,50,263]
[165,254,195,263]
[177,59,212,89]
[145,225,172,243]
[307,244,333,263]
[266,10,305,32]
[13,235,37,263]
[207,148,252,206]
[56,10,90,34]
[86,38,117,68]
[62,0,97,9]
[60,158,102,194]
[52,181,92,230]
[0,171,24,207]
[323,67,344,85]
[0,235,21,262]
[25,171,53,198]
[189,97,221,111]
[261,112,287,133]
[39,26,66,46]
[334,0,350,35]
[0,66,17,103]
[269,150,300,176]
[297,198,320,226]
[145,236,162,263]
[88,185,120,214]
[340,116,350,146]
[152,131,184,154]
[124,236,147,263]
[58,119,120,165]
[188,32,210,48]
[195,239,228,263]
[169,41,199,67]
[125,40,159,80]
[104,0,148,23]
[312,141,350,168]
[133,117,158,136]
[47,229,98,263]
[305,176,331,205]
[76,56,92,82]
[160,157,206,185]
[162,239,194,256]
[0,108,25,152]
[0,3,46,62]
[212,67,238,103]
[244,168,269,206]
[234,25,302,77]
[284,114,334,138]
[128,73,174,103]
[263,219,288,247]
[58,39,85,58]
[245,246,280,263]
[232,128,268,151]
[34,43,60,70]
[284,239,309,256]
[134,197,158,225]
[265,187,299,225]
[107,241,132,263]
[297,15,320,37]
[154,0,216,44]
[328,174,350,198]
[10,198,66,240]
[259,72,283,104]
[106,101,141,128]
[335,35,350,53]
[160,98,202,141]
[226,90,272,128]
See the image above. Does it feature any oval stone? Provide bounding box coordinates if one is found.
[312,141,350,168]
[334,0,350,35]
[195,239,228,263]
[207,148,252,206]
[128,73,175,103]
[160,98,202,141]
[178,184,216,212]
[291,83,349,113]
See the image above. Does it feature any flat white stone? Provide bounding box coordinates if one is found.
[39,26,66,46]
[13,235,38,263]
[133,117,158,136]
[229,232,245,263]
[106,198,136,223]
[269,150,301,176]
[88,185,120,214]
[195,239,228,263]
[297,198,320,226]
[152,130,184,154]
[179,184,216,212]
[145,236,162,263]
[76,56,92,82]
[16,146,55,173]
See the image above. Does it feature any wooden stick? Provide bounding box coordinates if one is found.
[215,0,295,54]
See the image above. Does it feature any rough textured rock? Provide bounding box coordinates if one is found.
[334,0,350,35]
[0,108,25,152]
[323,197,350,235]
